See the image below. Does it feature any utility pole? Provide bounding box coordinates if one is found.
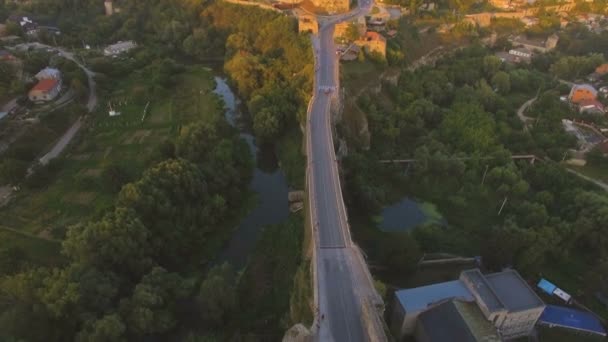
[481,165,489,185]
[498,196,508,216]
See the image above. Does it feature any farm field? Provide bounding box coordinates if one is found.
[0,66,222,262]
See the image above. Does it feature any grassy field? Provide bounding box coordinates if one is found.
[0,66,222,245]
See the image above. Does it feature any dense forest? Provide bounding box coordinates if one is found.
[342,41,608,315]
[0,0,312,341]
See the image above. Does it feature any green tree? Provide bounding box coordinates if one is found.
[197,263,237,327]
[117,159,219,268]
[253,107,280,141]
[491,71,511,94]
[378,233,421,273]
[344,22,360,42]
[121,267,190,336]
[62,208,153,278]
[76,314,126,342]
[440,103,497,152]
[482,55,501,78]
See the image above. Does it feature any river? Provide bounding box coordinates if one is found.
[213,77,290,269]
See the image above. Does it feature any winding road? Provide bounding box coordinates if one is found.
[305,1,387,341]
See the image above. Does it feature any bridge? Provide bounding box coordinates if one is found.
[304,1,388,341]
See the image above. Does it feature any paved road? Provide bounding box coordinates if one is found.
[306,1,385,340]
[38,117,83,165]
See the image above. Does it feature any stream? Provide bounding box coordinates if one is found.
[213,77,290,269]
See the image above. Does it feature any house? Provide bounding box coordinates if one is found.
[569,84,598,104]
[596,63,608,76]
[28,78,61,102]
[35,67,61,80]
[103,41,137,56]
[392,268,545,341]
[578,99,605,114]
[355,31,386,58]
[496,47,532,64]
[510,34,559,53]
[509,47,532,59]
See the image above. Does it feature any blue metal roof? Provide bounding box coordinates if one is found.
[539,305,607,336]
[395,280,474,313]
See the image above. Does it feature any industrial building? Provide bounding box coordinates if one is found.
[391,268,546,341]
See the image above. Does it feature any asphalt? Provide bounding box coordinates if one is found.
[308,5,382,340]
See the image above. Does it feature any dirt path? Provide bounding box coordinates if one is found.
[517,96,537,132]
[0,224,61,243]
[566,168,608,192]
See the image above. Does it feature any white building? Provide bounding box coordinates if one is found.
[35,67,61,81]
[103,41,137,56]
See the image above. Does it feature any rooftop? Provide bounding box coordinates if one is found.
[539,305,607,336]
[571,84,598,95]
[461,269,505,313]
[418,301,477,342]
[511,35,545,48]
[418,300,501,342]
[486,269,545,312]
[31,78,59,93]
[395,280,474,313]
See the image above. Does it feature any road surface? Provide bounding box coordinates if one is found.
[305,1,386,341]
[38,117,83,165]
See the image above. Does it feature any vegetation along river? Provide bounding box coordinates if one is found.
[213,77,290,269]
